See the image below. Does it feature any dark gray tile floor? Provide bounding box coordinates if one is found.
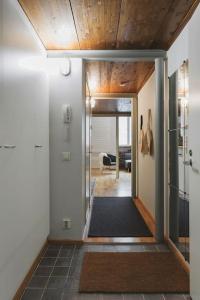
[21,243,190,300]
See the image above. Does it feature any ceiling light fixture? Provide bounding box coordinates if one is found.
[119,80,131,87]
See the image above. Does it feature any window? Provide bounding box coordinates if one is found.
[119,116,132,146]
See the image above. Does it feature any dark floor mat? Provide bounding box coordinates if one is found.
[179,198,189,237]
[88,197,152,237]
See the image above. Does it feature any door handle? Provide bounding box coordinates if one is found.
[35,145,43,148]
[183,159,192,167]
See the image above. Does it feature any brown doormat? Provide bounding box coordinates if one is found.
[79,252,189,293]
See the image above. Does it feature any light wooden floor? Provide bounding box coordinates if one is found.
[91,168,132,197]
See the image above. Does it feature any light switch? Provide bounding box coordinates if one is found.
[62,152,71,161]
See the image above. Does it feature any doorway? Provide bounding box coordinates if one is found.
[84,59,159,241]
[91,101,133,198]
[88,96,153,239]
[85,58,164,242]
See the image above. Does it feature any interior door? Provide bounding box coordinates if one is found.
[188,7,200,299]
[168,61,190,261]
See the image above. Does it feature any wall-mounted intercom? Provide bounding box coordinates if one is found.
[63,104,72,124]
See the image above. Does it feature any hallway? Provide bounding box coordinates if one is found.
[1,1,200,300]
[20,243,189,300]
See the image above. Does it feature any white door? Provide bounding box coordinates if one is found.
[188,5,200,300]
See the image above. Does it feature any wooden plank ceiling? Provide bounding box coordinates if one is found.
[18,0,198,50]
[86,61,154,94]
[18,0,198,93]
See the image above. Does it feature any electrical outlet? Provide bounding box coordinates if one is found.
[62,152,71,161]
[63,218,71,229]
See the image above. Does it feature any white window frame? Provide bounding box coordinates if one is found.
[119,116,131,146]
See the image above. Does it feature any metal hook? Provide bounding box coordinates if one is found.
[4,145,16,149]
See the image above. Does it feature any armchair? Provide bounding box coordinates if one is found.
[99,153,116,172]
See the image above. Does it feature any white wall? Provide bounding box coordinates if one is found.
[138,73,155,218]
[168,26,189,77]
[0,1,49,299]
[91,117,116,168]
[188,5,200,300]
[49,58,85,240]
